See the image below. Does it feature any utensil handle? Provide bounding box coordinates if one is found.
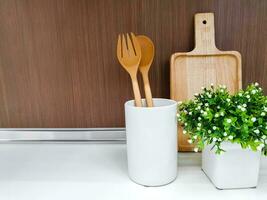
[141,71,153,107]
[193,13,218,53]
[130,75,142,107]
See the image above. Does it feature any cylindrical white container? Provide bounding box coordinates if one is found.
[125,98,178,186]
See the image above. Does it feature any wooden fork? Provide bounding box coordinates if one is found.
[117,32,142,107]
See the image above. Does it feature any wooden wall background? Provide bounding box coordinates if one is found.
[0,0,266,128]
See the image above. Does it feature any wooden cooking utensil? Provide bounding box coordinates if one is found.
[170,13,242,151]
[117,32,142,107]
[137,35,154,107]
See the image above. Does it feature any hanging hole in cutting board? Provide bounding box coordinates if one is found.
[202,20,207,24]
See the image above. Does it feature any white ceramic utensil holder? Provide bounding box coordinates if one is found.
[202,142,261,189]
[125,98,178,186]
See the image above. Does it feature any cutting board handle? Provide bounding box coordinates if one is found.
[193,13,218,53]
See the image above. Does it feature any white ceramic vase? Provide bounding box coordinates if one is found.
[125,98,178,186]
[202,142,261,189]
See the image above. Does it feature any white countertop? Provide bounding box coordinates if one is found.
[0,143,266,200]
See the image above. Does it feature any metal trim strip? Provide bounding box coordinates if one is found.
[0,128,126,143]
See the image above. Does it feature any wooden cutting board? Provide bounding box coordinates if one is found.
[170,13,242,151]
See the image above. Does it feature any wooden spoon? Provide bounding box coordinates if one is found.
[137,35,154,107]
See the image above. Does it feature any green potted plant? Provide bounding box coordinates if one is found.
[177,83,267,189]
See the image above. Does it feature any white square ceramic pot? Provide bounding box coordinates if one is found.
[125,98,178,186]
[202,142,261,189]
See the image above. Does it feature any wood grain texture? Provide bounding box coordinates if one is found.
[137,35,154,107]
[0,0,266,128]
[171,13,242,151]
[117,33,142,107]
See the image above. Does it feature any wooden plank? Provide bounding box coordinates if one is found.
[0,0,266,128]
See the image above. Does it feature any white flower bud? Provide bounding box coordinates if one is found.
[254,129,260,134]
[212,126,217,130]
[226,119,232,123]
[194,147,198,152]
[193,135,198,140]
[251,90,257,94]
[183,130,187,134]
[188,139,193,144]
[255,82,259,86]
[208,130,211,134]
[223,132,227,136]
[251,117,257,122]
[228,135,234,140]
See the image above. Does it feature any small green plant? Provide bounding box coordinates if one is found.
[177,83,267,155]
